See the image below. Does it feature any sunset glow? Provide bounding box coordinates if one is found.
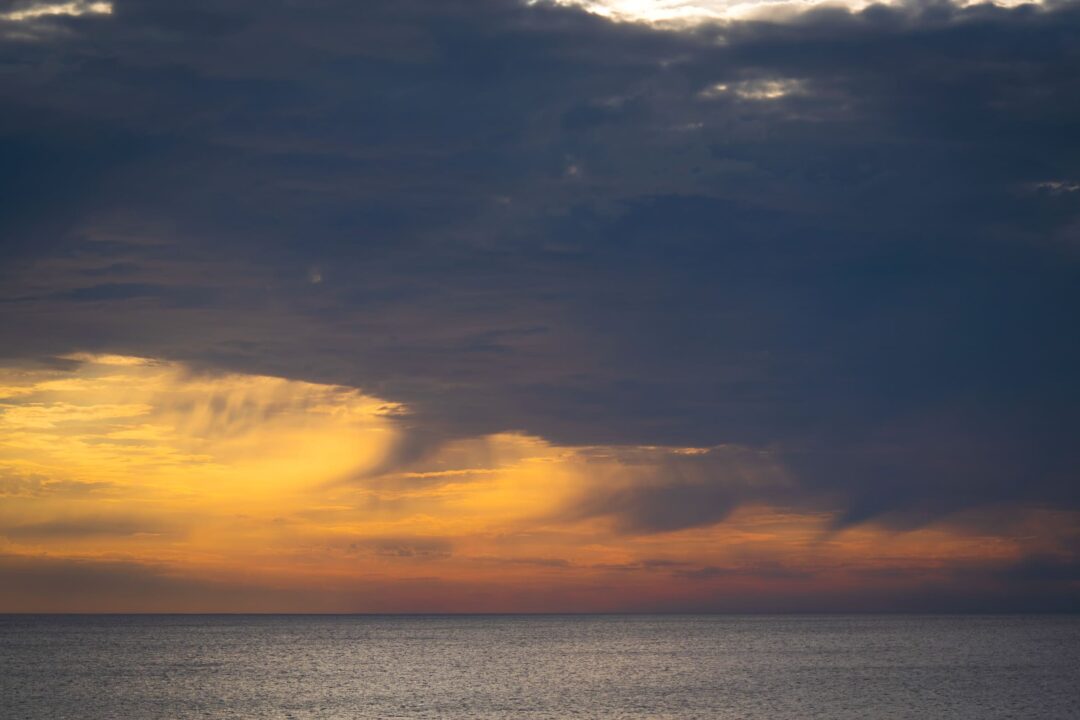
[1,355,1072,612]
[1,0,1078,617]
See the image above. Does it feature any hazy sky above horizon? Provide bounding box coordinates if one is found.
[1,0,1078,612]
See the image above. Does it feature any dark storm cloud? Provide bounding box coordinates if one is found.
[0,470,118,497]
[1,0,1079,533]
[1,515,172,540]
[4,550,1076,613]
[561,444,793,533]
[0,553,466,612]
[575,480,746,533]
[0,554,232,612]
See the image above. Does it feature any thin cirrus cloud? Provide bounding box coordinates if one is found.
[0,1,111,22]
[0,0,1078,610]
[0,354,1076,611]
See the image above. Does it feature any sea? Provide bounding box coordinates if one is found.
[2,614,1078,719]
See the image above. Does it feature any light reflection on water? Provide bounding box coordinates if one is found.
[2,614,1079,719]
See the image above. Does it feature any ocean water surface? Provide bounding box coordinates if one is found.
[2,614,1078,719]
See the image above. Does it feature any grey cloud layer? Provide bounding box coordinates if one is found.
[1,0,1079,532]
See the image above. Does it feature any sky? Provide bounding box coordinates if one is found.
[0,0,1078,613]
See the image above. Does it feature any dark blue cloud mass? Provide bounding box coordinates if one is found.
[1,0,1079,534]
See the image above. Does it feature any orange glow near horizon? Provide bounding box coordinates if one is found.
[1,354,1075,612]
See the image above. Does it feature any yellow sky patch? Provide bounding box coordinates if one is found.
[1,354,1074,611]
